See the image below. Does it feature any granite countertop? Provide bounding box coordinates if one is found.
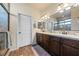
[36,31,79,41]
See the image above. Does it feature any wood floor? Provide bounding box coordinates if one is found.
[0,49,9,56]
[9,45,38,56]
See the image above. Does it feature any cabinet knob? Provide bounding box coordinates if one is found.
[19,32,21,34]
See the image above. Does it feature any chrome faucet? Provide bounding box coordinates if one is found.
[62,31,68,34]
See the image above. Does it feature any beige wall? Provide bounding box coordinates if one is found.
[71,6,79,31]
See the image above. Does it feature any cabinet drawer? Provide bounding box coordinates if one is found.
[48,38,60,55]
[62,38,79,49]
[61,44,79,56]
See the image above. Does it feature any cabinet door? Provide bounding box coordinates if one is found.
[36,33,42,46]
[62,38,79,49]
[36,33,40,44]
[42,34,49,51]
[61,44,79,56]
[48,36,60,55]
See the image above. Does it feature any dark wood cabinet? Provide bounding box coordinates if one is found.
[36,33,49,48]
[36,33,43,46]
[61,44,79,56]
[62,38,79,49]
[48,36,60,55]
[42,34,49,51]
[36,33,79,56]
[60,38,79,56]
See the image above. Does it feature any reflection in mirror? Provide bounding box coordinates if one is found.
[33,21,36,28]
[36,4,79,38]
[38,22,46,32]
[38,22,42,29]
[51,6,72,31]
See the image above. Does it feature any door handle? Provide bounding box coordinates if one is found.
[19,32,21,34]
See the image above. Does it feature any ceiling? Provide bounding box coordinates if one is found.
[26,3,58,12]
[11,3,60,19]
[29,3,60,19]
[51,9,71,19]
[12,3,75,20]
[30,3,53,11]
[31,4,50,9]
[22,3,59,19]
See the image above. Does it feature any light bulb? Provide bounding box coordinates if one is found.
[57,6,61,11]
[60,10,63,13]
[63,3,68,7]
[74,4,78,7]
[65,7,71,10]
[42,17,44,19]
[45,15,47,17]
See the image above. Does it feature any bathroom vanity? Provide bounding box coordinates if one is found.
[36,32,79,56]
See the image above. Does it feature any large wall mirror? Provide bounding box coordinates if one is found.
[51,4,79,31]
[51,7,71,31]
[0,4,9,32]
[37,4,79,32]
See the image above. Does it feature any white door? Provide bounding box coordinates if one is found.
[17,14,32,48]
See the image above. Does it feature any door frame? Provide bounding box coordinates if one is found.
[17,13,32,48]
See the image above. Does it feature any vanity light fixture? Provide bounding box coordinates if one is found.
[44,15,47,17]
[59,10,64,13]
[65,7,71,10]
[42,17,45,19]
[44,16,50,19]
[41,15,50,20]
[74,4,78,7]
[57,3,71,13]
[74,3,79,7]
[63,3,69,8]
[57,6,61,11]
